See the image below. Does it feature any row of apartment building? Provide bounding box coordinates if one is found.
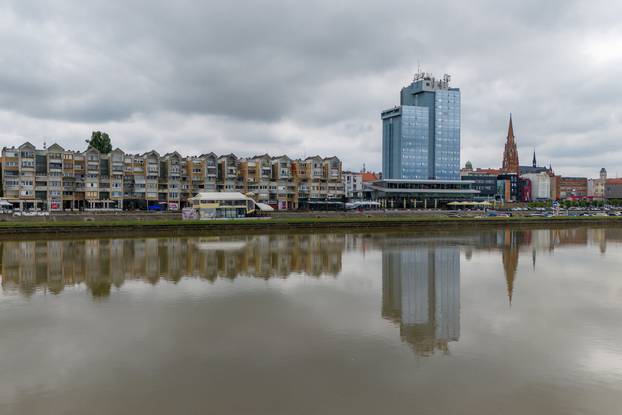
[0,142,344,210]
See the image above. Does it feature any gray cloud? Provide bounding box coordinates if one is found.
[0,0,621,175]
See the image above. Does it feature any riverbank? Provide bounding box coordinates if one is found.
[1,214,622,239]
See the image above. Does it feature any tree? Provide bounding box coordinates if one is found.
[86,131,112,154]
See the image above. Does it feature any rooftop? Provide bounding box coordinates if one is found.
[190,192,250,200]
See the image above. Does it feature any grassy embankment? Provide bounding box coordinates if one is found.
[0,214,620,229]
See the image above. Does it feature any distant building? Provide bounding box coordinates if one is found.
[361,171,379,183]
[461,174,497,200]
[587,168,607,200]
[501,115,519,175]
[342,171,363,200]
[460,164,525,203]
[519,177,532,202]
[499,115,534,202]
[605,178,622,200]
[521,172,551,201]
[497,173,520,202]
[463,160,473,172]
[560,177,588,200]
[550,174,561,200]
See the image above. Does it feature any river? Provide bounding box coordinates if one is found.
[1,227,621,414]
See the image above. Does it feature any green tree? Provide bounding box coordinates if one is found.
[86,131,112,154]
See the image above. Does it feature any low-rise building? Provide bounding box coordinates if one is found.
[368,179,478,209]
[460,173,497,200]
[343,171,364,200]
[188,192,257,219]
[521,172,551,201]
[588,168,607,200]
[560,177,588,200]
[497,173,520,202]
[605,179,622,200]
[550,174,561,201]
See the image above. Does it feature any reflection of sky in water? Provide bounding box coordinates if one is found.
[1,227,622,414]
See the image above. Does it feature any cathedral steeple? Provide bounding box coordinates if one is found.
[502,114,520,175]
[532,149,537,168]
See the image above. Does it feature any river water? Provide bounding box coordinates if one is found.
[1,227,622,414]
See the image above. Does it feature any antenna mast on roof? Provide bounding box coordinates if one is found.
[414,61,425,81]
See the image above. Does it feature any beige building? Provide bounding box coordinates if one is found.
[1,142,344,211]
[587,168,607,200]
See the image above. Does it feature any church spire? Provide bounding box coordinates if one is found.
[502,114,520,175]
[508,113,514,140]
[532,148,537,168]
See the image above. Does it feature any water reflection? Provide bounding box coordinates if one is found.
[1,227,621,302]
[382,245,460,356]
[0,234,345,297]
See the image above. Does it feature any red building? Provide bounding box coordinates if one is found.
[560,177,588,200]
[501,115,519,175]
[519,178,532,202]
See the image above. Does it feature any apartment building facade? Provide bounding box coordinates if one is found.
[343,171,364,200]
[1,143,344,211]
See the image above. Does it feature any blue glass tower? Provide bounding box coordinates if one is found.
[382,73,460,180]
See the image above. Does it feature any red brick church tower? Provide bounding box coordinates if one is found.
[501,114,519,175]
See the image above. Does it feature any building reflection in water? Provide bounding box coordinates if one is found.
[0,234,346,297]
[382,245,460,356]
[2,227,622,313]
[488,227,622,305]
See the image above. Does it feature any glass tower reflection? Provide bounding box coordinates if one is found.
[382,245,460,356]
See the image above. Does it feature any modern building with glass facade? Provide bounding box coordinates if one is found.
[382,72,460,180]
[376,73,474,207]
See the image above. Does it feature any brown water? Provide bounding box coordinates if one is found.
[1,227,622,414]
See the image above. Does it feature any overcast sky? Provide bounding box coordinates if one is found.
[1,0,621,177]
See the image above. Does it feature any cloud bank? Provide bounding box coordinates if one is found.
[1,0,621,176]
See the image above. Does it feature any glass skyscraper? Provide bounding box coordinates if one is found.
[382,73,461,180]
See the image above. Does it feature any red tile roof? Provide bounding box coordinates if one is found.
[473,168,502,175]
[361,172,379,182]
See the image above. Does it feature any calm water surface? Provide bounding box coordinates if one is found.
[1,227,622,414]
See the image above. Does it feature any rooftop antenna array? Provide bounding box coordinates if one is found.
[442,74,451,88]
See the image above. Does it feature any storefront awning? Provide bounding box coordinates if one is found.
[256,202,274,212]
